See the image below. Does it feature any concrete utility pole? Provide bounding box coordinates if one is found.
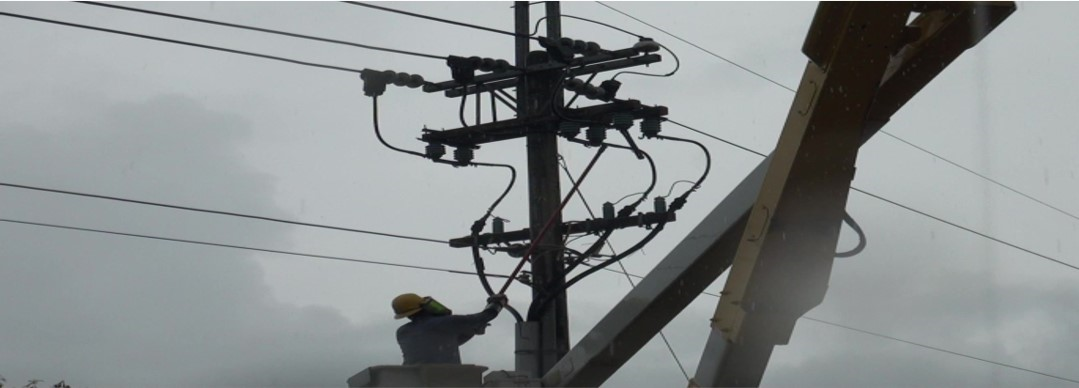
[517,1,570,378]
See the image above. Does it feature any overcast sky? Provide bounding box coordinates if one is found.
[1,2,1077,387]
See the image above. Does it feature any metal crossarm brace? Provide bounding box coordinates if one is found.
[539,2,1015,387]
[445,55,662,98]
[420,100,667,148]
[423,47,660,95]
[447,211,676,248]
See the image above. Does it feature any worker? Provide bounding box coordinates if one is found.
[392,292,508,365]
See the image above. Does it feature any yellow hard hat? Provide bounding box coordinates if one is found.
[392,293,425,319]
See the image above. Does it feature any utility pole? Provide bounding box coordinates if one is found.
[517,1,569,377]
[369,0,671,381]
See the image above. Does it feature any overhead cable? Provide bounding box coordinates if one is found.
[557,154,691,382]
[500,145,609,295]
[605,266,1079,384]
[594,1,793,92]
[0,11,367,74]
[0,181,447,245]
[835,212,867,258]
[597,1,1078,227]
[879,131,1079,223]
[0,218,508,279]
[851,187,1079,271]
[341,1,539,41]
[799,316,1079,385]
[662,120,1079,272]
[666,119,766,157]
[78,2,448,60]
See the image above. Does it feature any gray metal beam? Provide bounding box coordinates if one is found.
[541,2,1014,387]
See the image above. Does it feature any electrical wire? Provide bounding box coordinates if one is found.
[663,180,696,198]
[663,119,1079,272]
[14,212,1060,384]
[851,187,1079,271]
[798,316,1079,385]
[371,96,520,316]
[835,212,867,258]
[0,181,446,244]
[666,119,766,157]
[598,2,1079,228]
[879,131,1079,224]
[561,140,658,276]
[498,145,609,295]
[610,191,645,207]
[531,13,644,40]
[611,42,680,81]
[342,1,540,41]
[586,264,1079,385]
[0,11,366,74]
[556,154,691,382]
[534,138,693,319]
[652,134,711,194]
[371,95,517,219]
[77,1,448,60]
[595,1,794,92]
[542,11,681,81]
[459,93,471,128]
[0,217,508,279]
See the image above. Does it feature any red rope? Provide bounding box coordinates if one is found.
[498,145,608,294]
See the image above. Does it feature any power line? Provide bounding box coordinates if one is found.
[799,316,1079,385]
[78,1,448,60]
[341,1,538,41]
[851,187,1079,271]
[588,270,1079,384]
[661,121,1079,272]
[666,119,765,157]
[0,181,448,245]
[879,131,1079,223]
[557,155,691,382]
[0,217,509,279]
[594,1,795,93]
[0,11,365,74]
[595,2,1079,227]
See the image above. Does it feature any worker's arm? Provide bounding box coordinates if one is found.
[444,295,507,339]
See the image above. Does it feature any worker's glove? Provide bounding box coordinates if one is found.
[485,294,508,313]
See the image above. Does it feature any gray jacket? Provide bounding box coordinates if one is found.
[396,307,499,365]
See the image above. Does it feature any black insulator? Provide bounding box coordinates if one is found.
[406,74,425,88]
[583,85,604,99]
[392,72,411,87]
[425,142,446,160]
[612,113,634,130]
[493,59,511,73]
[598,80,622,101]
[559,37,574,48]
[559,121,581,138]
[640,117,662,138]
[586,41,602,55]
[447,56,477,83]
[572,39,588,53]
[359,69,388,97]
[654,196,668,213]
[602,202,615,219]
[586,125,606,145]
[479,58,497,72]
[564,78,585,91]
[493,217,505,234]
[453,146,474,165]
[633,37,661,53]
